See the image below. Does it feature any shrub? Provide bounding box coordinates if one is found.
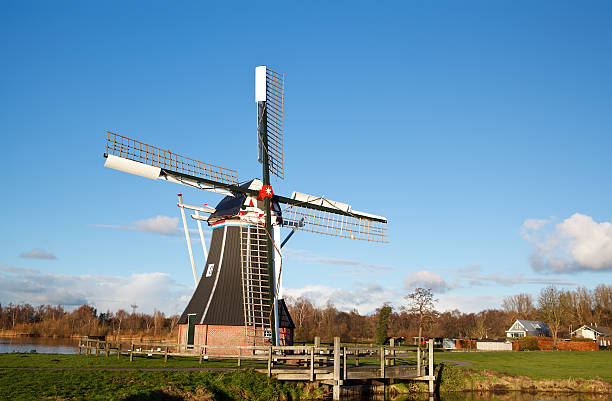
[517,336,540,351]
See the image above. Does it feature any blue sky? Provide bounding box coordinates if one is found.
[2,1,612,315]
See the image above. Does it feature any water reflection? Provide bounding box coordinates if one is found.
[0,337,78,354]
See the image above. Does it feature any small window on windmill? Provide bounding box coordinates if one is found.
[206,264,215,277]
[264,328,272,339]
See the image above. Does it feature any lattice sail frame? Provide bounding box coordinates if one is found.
[281,203,389,243]
[239,225,273,345]
[106,131,239,186]
[264,68,285,180]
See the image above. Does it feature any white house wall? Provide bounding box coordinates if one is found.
[577,329,596,340]
[477,342,513,351]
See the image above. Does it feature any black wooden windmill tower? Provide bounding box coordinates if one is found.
[103,66,388,350]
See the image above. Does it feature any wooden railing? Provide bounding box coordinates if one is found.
[77,337,435,383]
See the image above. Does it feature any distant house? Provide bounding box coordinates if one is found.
[505,320,551,338]
[571,324,612,347]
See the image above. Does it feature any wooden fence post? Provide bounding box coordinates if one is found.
[164,346,168,364]
[105,340,109,358]
[428,339,434,395]
[309,347,314,381]
[389,338,395,366]
[333,337,341,401]
[117,342,120,359]
[380,347,385,378]
[417,343,421,375]
[343,346,347,380]
[95,340,100,356]
[199,346,203,364]
[130,342,134,362]
[237,347,241,367]
[333,337,341,381]
[78,339,81,355]
[267,346,272,377]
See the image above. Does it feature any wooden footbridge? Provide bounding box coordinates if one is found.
[78,337,436,400]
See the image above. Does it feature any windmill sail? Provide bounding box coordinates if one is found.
[104,132,239,195]
[256,66,285,180]
[279,192,388,243]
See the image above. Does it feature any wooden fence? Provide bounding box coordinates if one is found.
[78,337,436,400]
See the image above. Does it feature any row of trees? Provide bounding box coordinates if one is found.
[0,304,180,339]
[286,284,612,344]
[286,292,509,343]
[2,284,611,344]
[508,284,612,348]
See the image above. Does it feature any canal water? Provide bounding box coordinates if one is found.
[0,336,78,354]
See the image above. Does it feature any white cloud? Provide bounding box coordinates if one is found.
[284,282,401,314]
[94,215,180,236]
[437,293,505,314]
[284,248,395,274]
[133,215,180,236]
[403,270,452,293]
[19,249,57,260]
[0,265,192,315]
[94,215,213,241]
[520,218,549,241]
[455,269,576,287]
[522,213,612,273]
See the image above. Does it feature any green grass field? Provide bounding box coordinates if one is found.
[0,368,312,401]
[1,351,611,399]
[0,352,267,369]
[0,353,320,400]
[438,351,612,381]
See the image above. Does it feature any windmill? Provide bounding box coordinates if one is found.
[103,66,388,349]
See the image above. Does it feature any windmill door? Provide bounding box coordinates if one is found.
[187,314,196,348]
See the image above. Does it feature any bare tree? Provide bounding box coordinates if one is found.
[469,313,489,339]
[403,288,438,346]
[153,310,164,336]
[115,309,128,339]
[502,293,535,320]
[538,286,571,349]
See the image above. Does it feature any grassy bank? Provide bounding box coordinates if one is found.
[438,365,612,394]
[387,351,612,396]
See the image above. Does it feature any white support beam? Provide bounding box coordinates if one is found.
[178,194,198,287]
[194,211,208,261]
